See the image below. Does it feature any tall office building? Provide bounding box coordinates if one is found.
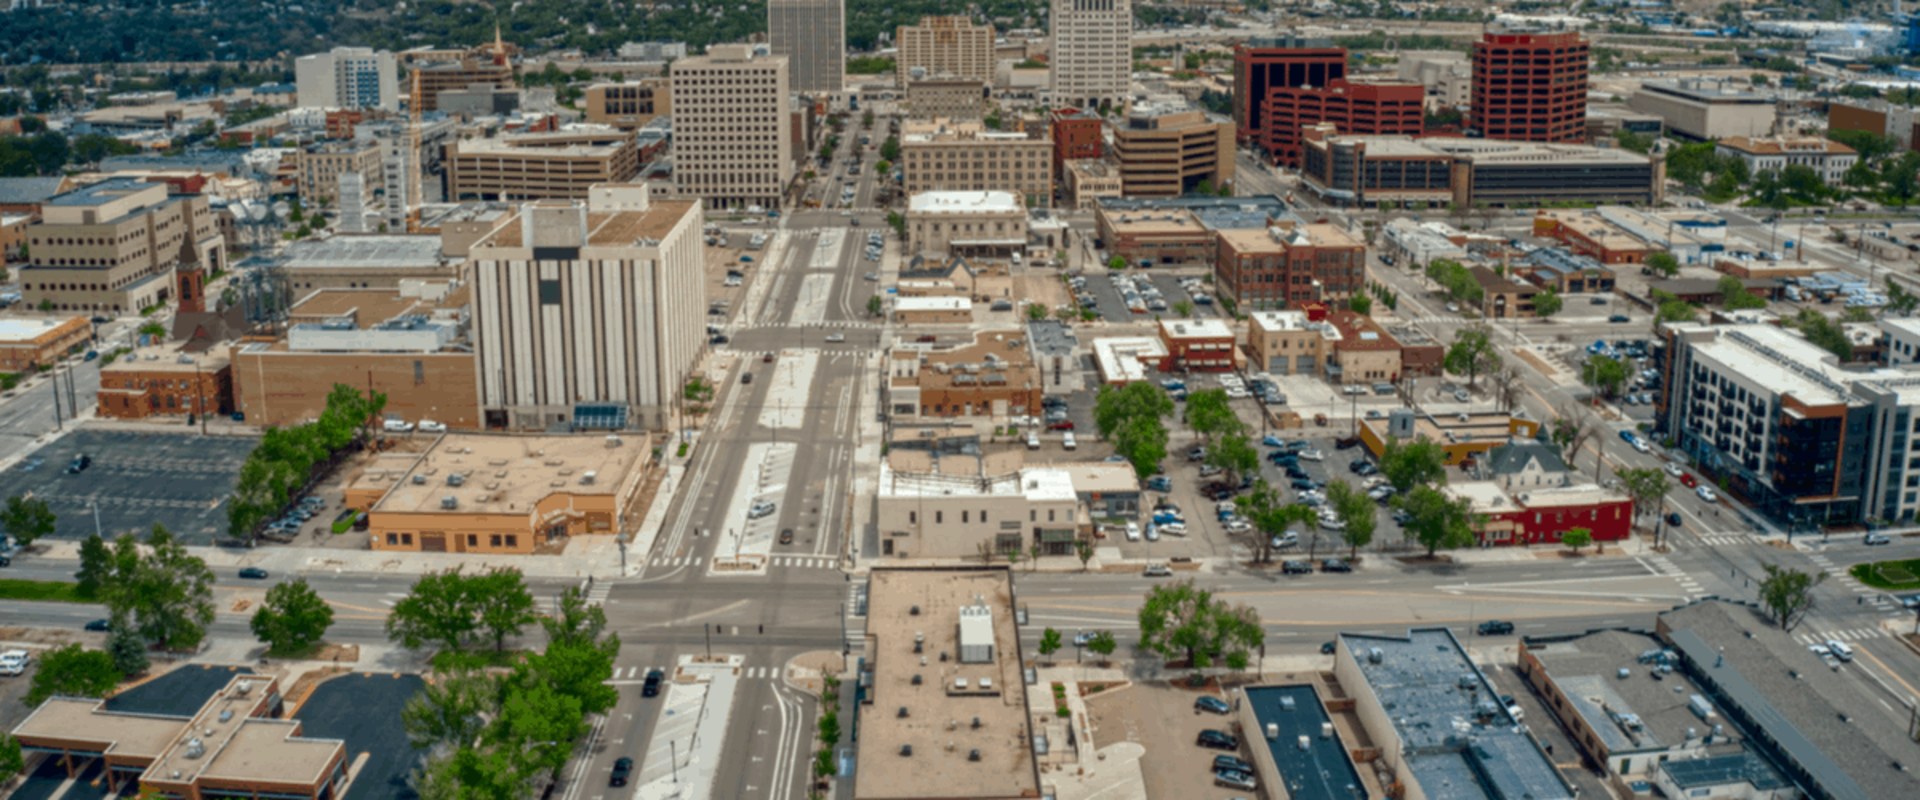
[294,47,399,111]
[469,185,706,431]
[768,0,845,94]
[671,44,794,210]
[1470,30,1589,143]
[1050,0,1131,109]
[1231,36,1347,145]
[895,16,996,87]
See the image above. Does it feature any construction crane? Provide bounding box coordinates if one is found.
[406,68,424,234]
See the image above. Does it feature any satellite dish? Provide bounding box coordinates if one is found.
[271,201,290,220]
[248,203,268,222]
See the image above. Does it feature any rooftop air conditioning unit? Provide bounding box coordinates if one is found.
[441,495,458,510]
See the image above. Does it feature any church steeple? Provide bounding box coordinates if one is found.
[174,234,205,314]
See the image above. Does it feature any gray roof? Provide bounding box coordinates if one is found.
[100,151,252,175]
[1663,750,1793,791]
[0,177,67,206]
[1659,600,1920,800]
[1342,628,1573,800]
[1027,320,1076,357]
[1245,685,1369,800]
[280,235,450,270]
[1482,439,1570,477]
[1095,194,1304,231]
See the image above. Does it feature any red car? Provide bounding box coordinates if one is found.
[1680,473,1698,488]
[1047,420,1075,431]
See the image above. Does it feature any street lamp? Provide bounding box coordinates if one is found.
[615,532,630,575]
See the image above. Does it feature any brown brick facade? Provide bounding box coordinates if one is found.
[231,349,480,429]
[97,362,232,419]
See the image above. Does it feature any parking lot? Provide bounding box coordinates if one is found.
[0,427,256,544]
[1070,268,1223,323]
[1086,680,1260,800]
[294,672,427,800]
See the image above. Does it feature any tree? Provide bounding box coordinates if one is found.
[1581,354,1629,399]
[873,159,892,176]
[74,533,112,599]
[1236,481,1315,564]
[1656,298,1699,324]
[1349,294,1373,315]
[539,585,614,654]
[1113,415,1169,479]
[1444,325,1501,389]
[1086,630,1117,662]
[1379,436,1447,493]
[1207,433,1260,487]
[0,732,21,787]
[1107,255,1126,270]
[1758,564,1826,631]
[1183,388,1241,440]
[103,526,217,651]
[1561,527,1593,554]
[1644,252,1680,278]
[106,622,150,677]
[1136,580,1263,670]
[1532,288,1562,318]
[1790,308,1852,360]
[867,295,885,317]
[25,644,120,706]
[880,135,900,163]
[1327,480,1377,558]
[1095,381,1173,440]
[1173,299,1194,318]
[1719,275,1766,310]
[1038,627,1062,661]
[402,669,503,749]
[1075,538,1094,572]
[1025,302,1048,321]
[250,578,335,655]
[1491,366,1523,413]
[1616,467,1672,523]
[471,568,536,653]
[1889,281,1919,317]
[0,494,55,548]
[1400,486,1475,557]
[388,569,480,653]
[1549,416,1596,466]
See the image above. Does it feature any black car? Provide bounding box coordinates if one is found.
[1477,620,1515,636]
[66,454,92,474]
[1290,478,1318,491]
[1665,512,1682,527]
[1194,695,1231,715]
[1213,754,1254,774]
[609,756,633,787]
[0,554,9,567]
[741,372,754,384]
[1609,314,1632,323]
[1281,559,1314,575]
[709,334,730,345]
[642,668,665,697]
[84,618,111,632]
[1319,640,1336,655]
[237,567,270,580]
[779,528,795,545]
[1196,729,1239,750]
[1320,558,1352,573]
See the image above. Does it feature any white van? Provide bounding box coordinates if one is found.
[1026,432,1041,450]
[1062,432,1077,450]
[1826,640,1854,662]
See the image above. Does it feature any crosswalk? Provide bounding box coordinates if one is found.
[769,555,838,569]
[732,348,872,359]
[1402,314,1470,326]
[584,580,613,606]
[1803,551,1900,613]
[1794,626,1886,645]
[609,664,784,681]
[730,320,885,331]
[650,555,705,568]
[1642,554,1705,598]
[1694,533,1752,547]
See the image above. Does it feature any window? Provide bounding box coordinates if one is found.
[909,511,917,524]
[962,511,970,523]
[467,534,478,547]
[936,511,943,524]
[386,532,399,545]
[538,279,562,305]
[490,534,503,547]
[506,535,518,548]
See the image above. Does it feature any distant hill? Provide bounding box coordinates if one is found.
[0,0,1050,67]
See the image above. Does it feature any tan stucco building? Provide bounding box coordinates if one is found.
[905,190,1027,258]
[671,44,794,210]
[1063,159,1123,209]
[583,79,672,130]
[445,130,642,202]
[352,432,652,555]
[901,119,1052,208]
[0,316,92,372]
[295,141,385,208]
[886,329,1041,420]
[875,453,1081,559]
[1111,104,1234,198]
[895,16,996,88]
[17,178,223,314]
[905,78,988,121]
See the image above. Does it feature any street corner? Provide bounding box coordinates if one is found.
[779,650,848,695]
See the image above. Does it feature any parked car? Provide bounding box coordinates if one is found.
[779,528,795,545]
[84,619,112,632]
[382,419,414,433]
[1196,729,1239,750]
[1477,620,1515,636]
[1144,562,1173,577]
[1666,512,1683,527]
[1695,485,1718,503]
[66,454,92,474]
[1320,558,1353,573]
[1214,769,1257,791]
[749,500,778,519]
[1194,695,1231,715]
[0,649,30,676]
[1679,473,1698,488]
[1047,420,1075,431]
[1158,522,1188,537]
[1866,532,1892,545]
[237,567,270,580]
[1146,475,1172,492]
[1281,559,1314,574]
[1214,754,1254,774]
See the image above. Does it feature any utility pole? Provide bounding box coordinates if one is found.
[50,361,63,431]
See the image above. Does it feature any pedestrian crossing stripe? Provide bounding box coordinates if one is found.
[610,665,782,681]
[770,556,838,569]
[1794,628,1885,644]
[650,556,706,567]
[732,349,872,359]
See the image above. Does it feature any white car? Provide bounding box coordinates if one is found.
[1158,522,1188,537]
[0,649,29,676]
[1318,514,1347,531]
[1125,522,1141,542]
[1695,485,1718,503]
[418,420,447,433]
[748,500,778,519]
[1630,438,1651,454]
[1225,519,1252,534]
[1225,387,1252,399]
[1145,524,1161,542]
[382,419,414,433]
[1062,432,1077,450]
[1297,449,1325,462]
[825,333,846,342]
[1663,463,1683,478]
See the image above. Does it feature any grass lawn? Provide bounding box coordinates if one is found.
[1849,559,1920,590]
[0,578,92,603]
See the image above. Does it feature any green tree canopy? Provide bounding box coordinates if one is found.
[0,494,56,548]
[250,578,335,656]
[1531,288,1562,318]
[1379,436,1447,493]
[1136,580,1264,670]
[1582,354,1629,399]
[1758,564,1825,631]
[1644,252,1680,277]
[102,526,217,651]
[1400,485,1475,557]
[1444,325,1501,388]
[25,644,120,706]
[1183,388,1242,440]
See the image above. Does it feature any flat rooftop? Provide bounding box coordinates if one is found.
[363,433,650,515]
[1160,318,1233,340]
[1245,685,1370,800]
[1250,310,1315,333]
[908,191,1021,214]
[45,177,161,207]
[1342,628,1571,800]
[1670,322,1887,407]
[0,317,85,343]
[471,200,699,249]
[891,329,1036,393]
[288,288,454,328]
[102,339,232,374]
[281,235,450,271]
[855,568,1038,800]
[1526,630,1745,754]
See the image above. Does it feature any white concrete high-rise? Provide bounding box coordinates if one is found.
[294,47,400,111]
[670,44,794,209]
[768,0,845,94]
[1049,0,1131,109]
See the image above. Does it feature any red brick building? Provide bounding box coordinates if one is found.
[1213,223,1367,308]
[1471,31,1589,144]
[1260,79,1425,168]
[1232,36,1347,145]
[1050,108,1104,176]
[97,343,233,420]
[1450,482,1633,547]
[1157,318,1238,372]
[324,109,366,140]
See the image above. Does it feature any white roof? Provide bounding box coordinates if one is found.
[894,296,971,312]
[0,318,79,342]
[1159,318,1234,340]
[907,190,1021,214]
[1092,336,1166,384]
[1250,310,1311,333]
[1019,468,1078,502]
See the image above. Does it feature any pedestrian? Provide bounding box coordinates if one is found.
[759,624,764,634]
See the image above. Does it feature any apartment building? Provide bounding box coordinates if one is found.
[1259,78,1424,168]
[469,185,704,431]
[232,286,479,429]
[584,80,672,130]
[1050,107,1104,173]
[17,178,223,313]
[294,47,399,111]
[1110,104,1234,197]
[1628,79,1777,141]
[768,0,845,94]
[895,16,996,87]
[900,119,1052,208]
[1714,136,1858,187]
[1470,30,1589,143]
[294,140,385,208]
[904,190,1027,259]
[1050,0,1131,108]
[1299,132,1662,208]
[670,44,793,210]
[1214,223,1365,309]
[445,130,642,202]
[1232,36,1347,144]
[905,78,988,121]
